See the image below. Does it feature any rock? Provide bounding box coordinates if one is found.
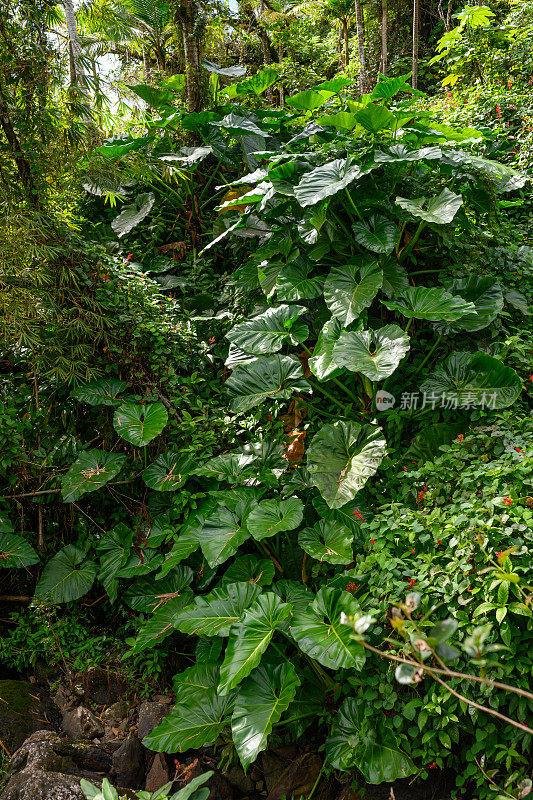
[0,680,54,754]
[206,772,233,800]
[62,707,104,740]
[102,701,130,726]
[52,685,76,715]
[266,753,332,800]
[110,737,145,788]
[144,753,170,793]
[82,668,122,706]
[225,767,254,794]
[137,700,172,741]
[0,767,86,800]
[261,747,297,795]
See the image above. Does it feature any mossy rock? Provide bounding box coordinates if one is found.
[0,680,49,753]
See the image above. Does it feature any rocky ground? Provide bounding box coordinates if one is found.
[0,672,454,800]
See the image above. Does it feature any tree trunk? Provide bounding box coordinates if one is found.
[342,18,349,67]
[278,41,284,105]
[412,0,419,89]
[62,0,85,89]
[175,0,205,113]
[0,80,39,208]
[381,0,388,75]
[354,0,366,93]
[446,0,453,31]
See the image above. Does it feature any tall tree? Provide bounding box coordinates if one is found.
[63,0,85,86]
[354,0,366,91]
[381,0,387,74]
[174,0,206,111]
[412,0,419,88]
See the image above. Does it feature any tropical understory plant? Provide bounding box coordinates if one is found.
[2,71,532,799]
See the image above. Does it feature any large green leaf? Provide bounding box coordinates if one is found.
[96,523,134,602]
[127,593,193,656]
[218,593,292,695]
[173,582,262,637]
[375,144,442,163]
[232,662,300,771]
[355,103,396,133]
[331,325,410,381]
[294,158,362,207]
[220,556,275,588]
[298,520,353,565]
[33,545,97,604]
[226,356,310,413]
[143,452,193,491]
[420,352,522,410]
[352,216,399,254]
[235,68,279,96]
[308,317,343,380]
[143,691,235,752]
[313,496,366,536]
[194,452,256,482]
[381,286,476,321]
[199,506,251,568]
[113,401,168,446]
[290,587,365,669]
[246,497,303,541]
[128,84,175,108]
[370,73,412,100]
[307,422,387,508]
[275,263,324,301]
[61,450,126,502]
[395,188,463,224]
[316,111,359,131]
[111,192,155,238]
[213,114,268,137]
[123,569,192,613]
[326,698,415,782]
[173,663,220,702]
[286,90,332,111]
[435,277,503,333]
[0,534,39,569]
[405,422,466,463]
[71,378,127,406]
[324,261,383,326]
[226,306,308,355]
[157,530,201,578]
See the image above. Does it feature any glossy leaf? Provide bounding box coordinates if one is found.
[143,691,235,752]
[71,378,127,406]
[113,401,168,446]
[290,587,365,669]
[326,698,415,782]
[213,114,268,137]
[232,662,300,771]
[199,506,252,568]
[123,569,192,613]
[405,422,466,463]
[294,158,362,207]
[235,68,278,96]
[61,450,126,502]
[226,305,308,355]
[324,261,383,326]
[246,497,304,541]
[0,534,39,569]
[226,356,310,413]
[395,188,463,224]
[286,89,332,111]
[275,263,324,301]
[307,421,387,508]
[220,556,275,587]
[355,104,396,133]
[127,593,193,656]
[111,192,155,237]
[435,277,503,333]
[96,523,134,602]
[194,452,256,482]
[352,216,399,254]
[218,593,292,694]
[505,289,530,315]
[331,324,410,380]
[143,452,193,491]
[308,317,343,379]
[298,519,353,564]
[173,582,262,637]
[128,84,175,107]
[33,545,97,604]
[421,351,522,410]
[370,73,412,100]
[381,286,476,321]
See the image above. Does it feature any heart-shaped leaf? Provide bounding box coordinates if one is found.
[294,158,362,207]
[290,587,365,669]
[352,216,399,254]
[370,73,412,100]
[405,422,466,463]
[324,261,383,326]
[71,378,127,406]
[218,594,292,695]
[298,520,353,565]
[173,582,262,637]
[226,356,310,413]
[505,289,530,315]
[194,452,256,482]
[173,663,220,702]
[331,324,410,380]
[199,506,252,569]
[123,568,192,613]
[226,305,308,355]
[143,691,235,752]
[143,452,193,491]
[375,144,442,163]
[213,114,268,137]
[395,188,463,224]
[96,523,134,602]
[127,592,193,656]
[435,277,503,333]
[232,662,300,771]
[420,351,522,410]
[113,401,168,446]
[112,192,155,237]
[33,545,97,604]
[326,698,415,782]
[307,422,387,508]
[381,286,476,321]
[286,89,332,111]
[235,68,278,96]
[308,318,343,380]
[220,556,275,587]
[246,497,304,541]
[276,263,324,301]
[62,450,126,502]
[0,534,39,569]
[355,103,396,133]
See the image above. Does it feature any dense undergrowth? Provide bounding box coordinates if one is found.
[1,51,533,800]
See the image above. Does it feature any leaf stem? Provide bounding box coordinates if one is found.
[399,220,425,263]
[415,335,442,376]
[307,378,348,413]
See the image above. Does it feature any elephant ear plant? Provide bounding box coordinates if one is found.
[8,73,528,791]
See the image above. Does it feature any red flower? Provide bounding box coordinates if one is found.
[346,581,360,594]
[352,509,365,521]
[102,274,109,281]
[496,550,504,557]
[267,414,272,420]
[417,490,426,503]
[503,496,513,506]
[208,336,215,344]
[429,762,438,770]
[403,466,407,471]
[457,434,464,441]
[370,537,376,545]
[408,578,417,588]
[515,447,522,452]
[126,253,133,261]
